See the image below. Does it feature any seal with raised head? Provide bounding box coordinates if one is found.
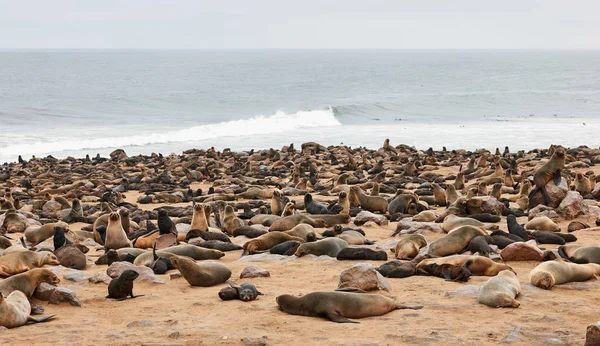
[228,281,263,302]
[304,193,329,214]
[23,221,69,246]
[528,147,565,206]
[506,214,528,241]
[221,205,245,235]
[0,290,56,328]
[276,291,422,323]
[349,186,388,213]
[104,211,132,250]
[529,260,600,289]
[0,268,60,297]
[170,255,232,287]
[478,270,520,308]
[106,270,144,300]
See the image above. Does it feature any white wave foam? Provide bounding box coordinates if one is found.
[0,108,341,161]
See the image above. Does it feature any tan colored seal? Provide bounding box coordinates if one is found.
[105,211,132,250]
[295,237,348,257]
[525,216,560,232]
[242,232,305,255]
[23,221,69,246]
[190,203,210,231]
[478,270,520,308]
[221,205,244,235]
[394,234,427,260]
[349,186,388,213]
[529,260,600,289]
[0,290,55,328]
[427,225,486,257]
[170,255,231,287]
[0,251,60,277]
[269,214,324,232]
[276,291,422,323]
[0,268,60,297]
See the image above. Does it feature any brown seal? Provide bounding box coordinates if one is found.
[190,203,210,231]
[221,205,244,235]
[276,291,422,323]
[133,244,224,266]
[0,268,60,297]
[242,232,305,255]
[430,183,447,206]
[525,216,560,232]
[1,209,28,233]
[93,208,130,245]
[0,251,60,277]
[558,245,600,264]
[271,190,286,216]
[419,263,471,282]
[104,211,132,250]
[349,186,388,213]
[528,148,565,206]
[393,234,427,260]
[416,255,513,276]
[478,270,520,308]
[0,290,55,328]
[249,214,281,227]
[529,260,600,289]
[294,237,348,257]
[170,255,232,287]
[337,191,350,215]
[269,214,324,232]
[427,225,486,257]
[23,221,69,246]
[309,214,351,227]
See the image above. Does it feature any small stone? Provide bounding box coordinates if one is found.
[585,322,600,346]
[240,265,271,278]
[499,326,522,343]
[467,196,503,216]
[0,326,7,333]
[80,238,98,247]
[88,272,112,284]
[557,191,588,220]
[242,337,268,346]
[127,320,152,328]
[528,205,559,221]
[170,271,182,280]
[63,271,88,282]
[168,331,180,339]
[338,263,391,291]
[445,285,480,298]
[354,210,389,226]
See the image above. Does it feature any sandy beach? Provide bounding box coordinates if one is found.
[1,143,600,346]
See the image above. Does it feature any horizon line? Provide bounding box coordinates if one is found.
[1,47,600,51]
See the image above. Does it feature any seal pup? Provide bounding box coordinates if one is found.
[276,291,422,323]
[170,255,232,287]
[506,214,528,241]
[393,234,427,260]
[228,282,263,302]
[376,261,418,278]
[336,247,387,261]
[529,260,600,289]
[478,270,520,308]
[0,290,56,328]
[304,193,329,214]
[106,270,144,300]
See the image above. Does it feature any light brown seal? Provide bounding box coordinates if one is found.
[105,211,132,250]
[393,234,427,260]
[478,270,521,308]
[190,203,210,231]
[0,290,55,328]
[525,216,560,232]
[528,148,565,205]
[294,237,348,257]
[23,221,69,246]
[221,205,244,235]
[242,232,305,255]
[93,208,130,245]
[276,291,422,323]
[269,214,324,232]
[529,260,600,289]
[349,186,388,213]
[0,268,60,297]
[170,255,232,287]
[558,245,600,264]
[0,251,60,277]
[427,225,486,257]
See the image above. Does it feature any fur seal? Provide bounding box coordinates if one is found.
[295,237,348,257]
[105,211,132,250]
[419,263,471,282]
[269,214,324,232]
[506,215,528,241]
[304,193,329,214]
[388,192,418,215]
[430,183,447,206]
[427,225,486,257]
[133,244,224,266]
[93,208,130,245]
[336,247,387,260]
[528,148,565,206]
[0,268,60,297]
[170,255,232,287]
[528,231,565,245]
[416,255,513,276]
[269,240,301,255]
[232,226,268,238]
[441,214,493,233]
[221,205,244,235]
[350,186,388,213]
[413,210,438,222]
[186,229,231,243]
[190,204,210,231]
[106,270,144,300]
[558,245,600,264]
[194,240,242,252]
[242,232,305,255]
[249,214,280,226]
[376,261,417,278]
[228,282,263,302]
[309,214,351,227]
[567,221,589,233]
[394,234,427,260]
[276,291,422,323]
[525,216,560,232]
[467,235,496,257]
[284,224,317,241]
[529,260,600,289]
[478,270,520,308]
[23,221,69,246]
[336,231,372,245]
[0,251,60,277]
[0,290,55,328]
[95,248,145,265]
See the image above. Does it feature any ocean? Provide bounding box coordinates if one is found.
[1,49,599,163]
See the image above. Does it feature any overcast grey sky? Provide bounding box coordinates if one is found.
[0,0,598,49]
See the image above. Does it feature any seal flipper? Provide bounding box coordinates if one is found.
[335,288,367,293]
[123,253,137,263]
[130,294,145,299]
[540,186,550,206]
[326,312,359,324]
[553,170,561,186]
[27,314,56,324]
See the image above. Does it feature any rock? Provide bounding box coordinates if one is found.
[127,320,152,328]
[107,261,165,284]
[500,240,544,261]
[592,183,600,200]
[88,272,112,284]
[500,326,522,343]
[556,191,588,220]
[42,200,63,214]
[110,149,128,160]
[363,221,376,227]
[466,196,503,216]
[0,326,7,333]
[354,211,388,226]
[81,238,98,247]
[392,220,443,236]
[63,271,88,282]
[240,265,271,278]
[168,331,180,339]
[34,283,81,307]
[527,205,559,221]
[528,177,568,209]
[235,253,296,262]
[444,285,480,298]
[176,223,190,234]
[375,239,399,252]
[338,263,391,291]
[585,322,600,346]
[588,205,600,219]
[170,271,183,280]
[242,337,268,346]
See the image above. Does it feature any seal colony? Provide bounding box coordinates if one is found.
[1,141,600,344]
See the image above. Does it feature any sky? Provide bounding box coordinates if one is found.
[0,0,598,49]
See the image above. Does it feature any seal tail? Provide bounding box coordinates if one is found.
[27,314,56,324]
